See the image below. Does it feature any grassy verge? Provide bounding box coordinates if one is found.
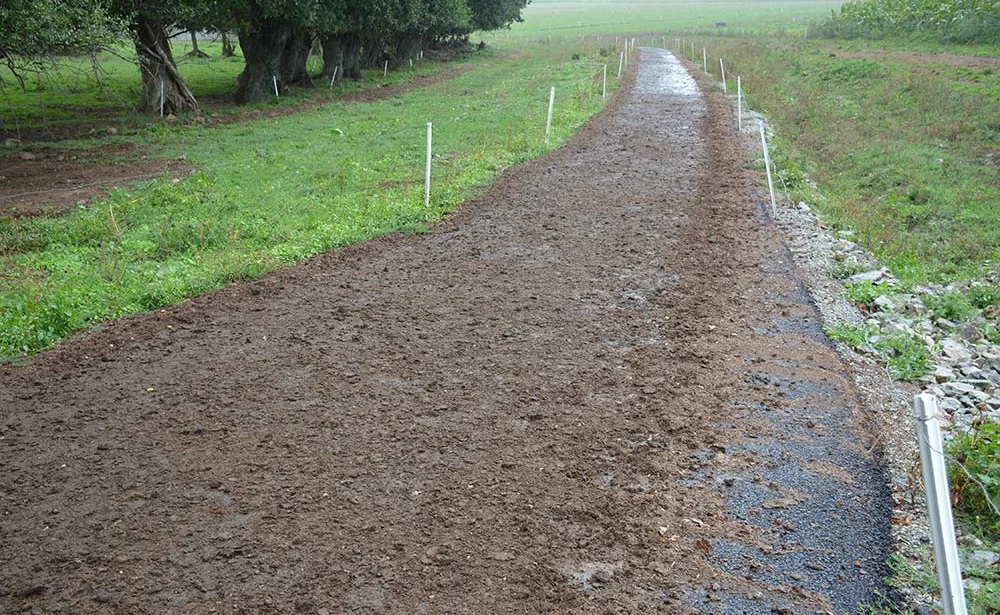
[0,38,619,361]
[705,37,1000,286]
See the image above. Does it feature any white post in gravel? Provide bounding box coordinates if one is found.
[737,76,743,131]
[720,59,727,94]
[425,122,432,207]
[618,52,624,78]
[545,86,555,146]
[759,121,777,217]
[914,394,969,615]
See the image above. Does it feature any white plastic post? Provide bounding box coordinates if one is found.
[759,121,777,217]
[545,86,555,146]
[737,76,743,131]
[159,82,164,117]
[424,122,432,207]
[914,394,969,615]
[702,47,707,72]
[720,59,727,93]
[384,60,388,77]
[602,64,607,103]
[329,65,339,88]
[272,75,279,97]
[618,52,623,78]
[409,58,413,68]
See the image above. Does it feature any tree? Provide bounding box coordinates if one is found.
[0,0,125,88]
[467,0,530,32]
[111,0,199,114]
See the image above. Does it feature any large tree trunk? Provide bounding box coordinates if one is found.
[278,28,313,88]
[341,32,362,80]
[320,35,343,83]
[134,17,197,115]
[221,31,236,58]
[392,31,424,67]
[187,28,210,59]
[235,21,292,105]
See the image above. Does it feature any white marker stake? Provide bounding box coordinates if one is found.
[273,75,279,97]
[329,65,339,88]
[159,82,164,117]
[737,76,743,131]
[914,394,970,615]
[602,64,607,103]
[720,59,727,93]
[384,60,388,77]
[409,58,413,68]
[618,52,623,79]
[702,47,707,72]
[545,86,555,146]
[425,122,432,207]
[759,121,776,217]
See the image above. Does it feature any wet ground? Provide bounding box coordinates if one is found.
[0,49,893,614]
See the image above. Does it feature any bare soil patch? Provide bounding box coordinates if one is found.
[0,50,893,615]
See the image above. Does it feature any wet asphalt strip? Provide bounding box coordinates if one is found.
[642,49,895,613]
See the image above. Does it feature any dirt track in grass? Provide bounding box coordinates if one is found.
[0,49,894,614]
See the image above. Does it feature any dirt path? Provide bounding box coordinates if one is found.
[0,49,893,614]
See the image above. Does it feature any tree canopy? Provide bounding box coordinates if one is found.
[1,0,532,106]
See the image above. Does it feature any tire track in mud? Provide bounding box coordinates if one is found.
[1,49,891,614]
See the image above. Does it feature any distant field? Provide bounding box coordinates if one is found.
[505,0,843,37]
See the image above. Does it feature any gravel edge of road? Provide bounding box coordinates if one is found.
[689,74,938,611]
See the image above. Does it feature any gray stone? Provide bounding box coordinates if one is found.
[937,397,963,415]
[956,322,984,343]
[943,382,978,396]
[941,339,974,362]
[931,365,956,382]
[959,363,989,379]
[964,549,999,569]
[846,268,893,285]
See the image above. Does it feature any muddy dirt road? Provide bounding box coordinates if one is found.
[1,49,892,614]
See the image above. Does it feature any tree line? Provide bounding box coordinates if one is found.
[0,0,530,112]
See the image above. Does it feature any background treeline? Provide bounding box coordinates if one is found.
[813,0,1000,43]
[0,0,529,110]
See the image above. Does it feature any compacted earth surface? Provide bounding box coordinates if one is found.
[1,49,894,614]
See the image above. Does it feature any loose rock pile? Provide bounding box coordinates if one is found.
[830,229,1000,436]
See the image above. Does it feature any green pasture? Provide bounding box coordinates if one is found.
[504,0,841,38]
[1,38,616,360]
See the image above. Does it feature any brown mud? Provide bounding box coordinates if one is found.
[0,49,892,614]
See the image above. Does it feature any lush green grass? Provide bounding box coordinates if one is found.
[505,0,840,38]
[0,39,616,360]
[703,37,1000,286]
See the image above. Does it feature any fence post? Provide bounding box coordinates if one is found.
[737,76,742,131]
[545,87,555,146]
[759,121,777,218]
[602,64,607,103]
[720,59,727,94]
[425,122,432,207]
[914,394,969,615]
